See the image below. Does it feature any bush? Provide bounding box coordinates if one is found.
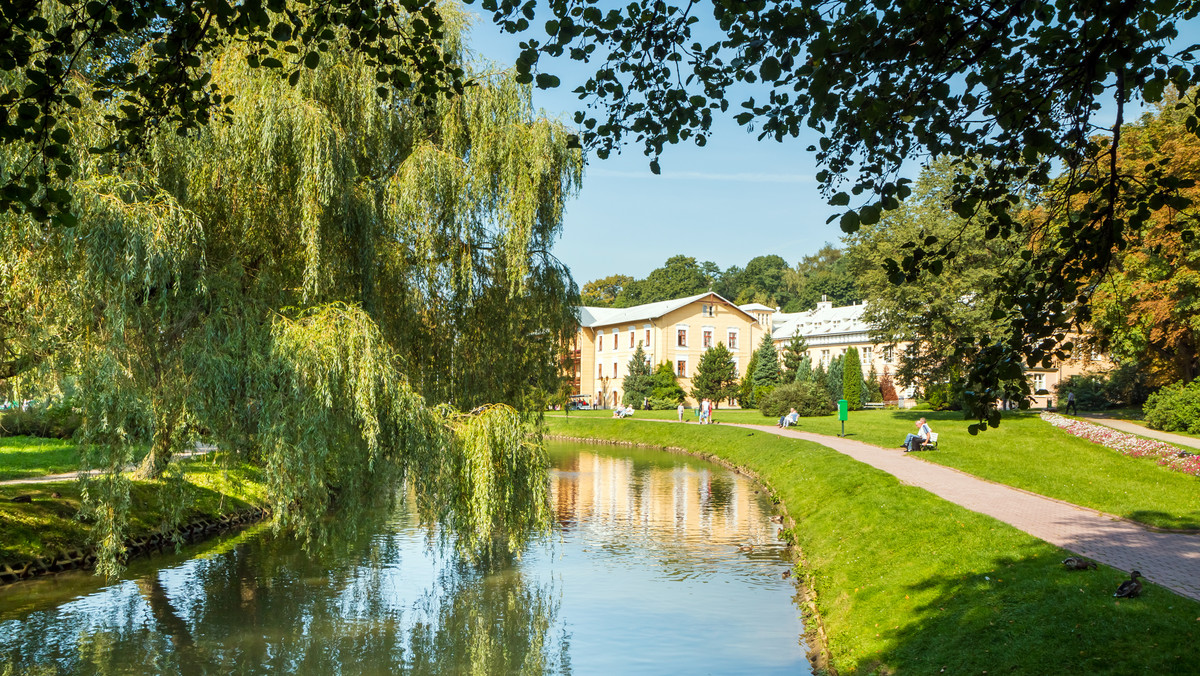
[923,383,962,411]
[1056,362,1154,411]
[759,381,833,418]
[0,404,81,438]
[647,397,682,411]
[1144,380,1200,434]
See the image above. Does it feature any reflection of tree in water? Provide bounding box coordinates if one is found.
[0,510,567,675]
[706,475,734,511]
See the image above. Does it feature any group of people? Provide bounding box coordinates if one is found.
[902,417,933,452]
[684,398,717,424]
[612,405,636,418]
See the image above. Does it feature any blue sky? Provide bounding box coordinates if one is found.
[466,11,837,285]
[466,9,1200,286]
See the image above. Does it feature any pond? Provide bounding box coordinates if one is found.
[0,441,809,674]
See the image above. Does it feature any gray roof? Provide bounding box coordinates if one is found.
[770,302,875,341]
[578,292,754,328]
[738,302,776,313]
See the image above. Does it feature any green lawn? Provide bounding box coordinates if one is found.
[546,417,1200,675]
[0,454,268,566]
[561,407,1200,530]
[0,436,79,481]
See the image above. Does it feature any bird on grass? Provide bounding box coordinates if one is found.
[1113,571,1143,598]
[1062,556,1097,571]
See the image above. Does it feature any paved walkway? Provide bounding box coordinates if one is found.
[721,422,1200,602]
[0,445,216,486]
[1079,415,1200,450]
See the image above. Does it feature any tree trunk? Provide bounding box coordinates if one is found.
[135,406,178,480]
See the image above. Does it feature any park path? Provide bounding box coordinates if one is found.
[715,422,1200,602]
[1079,415,1200,450]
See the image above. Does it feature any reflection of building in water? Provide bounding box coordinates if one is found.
[551,452,775,544]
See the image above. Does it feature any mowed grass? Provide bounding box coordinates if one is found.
[0,436,79,481]
[562,407,1200,530]
[546,417,1200,675]
[0,455,268,566]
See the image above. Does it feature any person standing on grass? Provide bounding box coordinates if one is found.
[1066,390,1077,415]
[677,402,685,422]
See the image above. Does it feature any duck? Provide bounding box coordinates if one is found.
[1062,556,1097,571]
[1113,570,1143,598]
[737,545,754,552]
[782,570,792,579]
[770,515,783,524]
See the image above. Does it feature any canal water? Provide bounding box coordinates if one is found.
[0,441,808,674]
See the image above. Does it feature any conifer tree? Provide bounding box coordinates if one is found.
[752,333,781,389]
[866,363,883,403]
[691,343,740,405]
[739,349,760,407]
[794,355,814,384]
[650,362,687,406]
[780,331,809,384]
[843,347,864,410]
[622,344,653,407]
[827,356,844,401]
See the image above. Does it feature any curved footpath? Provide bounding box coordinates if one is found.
[1079,414,1200,450]
[718,422,1200,602]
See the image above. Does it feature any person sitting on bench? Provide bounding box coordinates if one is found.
[902,418,932,452]
[778,408,799,428]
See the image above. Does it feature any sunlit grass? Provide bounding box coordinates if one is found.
[0,436,78,481]
[546,417,1200,675]
[559,407,1200,530]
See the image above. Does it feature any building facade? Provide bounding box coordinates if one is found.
[574,292,763,408]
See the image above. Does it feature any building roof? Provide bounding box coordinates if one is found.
[578,292,756,328]
[770,301,874,341]
[738,302,776,313]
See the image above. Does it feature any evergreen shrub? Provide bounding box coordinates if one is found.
[1144,381,1200,435]
[759,381,833,418]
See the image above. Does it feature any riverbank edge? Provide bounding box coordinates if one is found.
[0,505,272,585]
[546,433,836,675]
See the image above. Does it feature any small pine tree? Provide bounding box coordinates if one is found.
[622,343,653,407]
[739,349,761,407]
[691,342,740,404]
[826,355,844,401]
[649,362,687,406]
[843,347,863,410]
[779,330,809,384]
[881,366,899,403]
[794,355,813,383]
[752,333,781,390]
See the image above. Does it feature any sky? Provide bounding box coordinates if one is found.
[465,10,837,285]
[465,8,1200,287]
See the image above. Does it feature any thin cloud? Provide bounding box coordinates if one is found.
[587,167,813,183]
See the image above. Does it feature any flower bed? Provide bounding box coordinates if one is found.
[1041,412,1200,478]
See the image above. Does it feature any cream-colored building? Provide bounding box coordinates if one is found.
[768,299,1111,408]
[574,292,763,408]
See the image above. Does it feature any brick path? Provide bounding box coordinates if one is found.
[1079,415,1200,450]
[725,422,1200,602]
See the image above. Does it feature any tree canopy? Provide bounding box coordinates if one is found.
[691,342,739,404]
[2,7,581,572]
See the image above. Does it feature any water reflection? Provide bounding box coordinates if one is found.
[0,442,807,675]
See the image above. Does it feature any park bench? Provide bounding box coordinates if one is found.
[863,402,885,410]
[922,432,939,450]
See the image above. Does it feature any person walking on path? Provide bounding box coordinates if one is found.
[700,398,711,425]
[677,402,685,422]
[1066,390,1077,415]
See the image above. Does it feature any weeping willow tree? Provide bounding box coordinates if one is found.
[1,4,580,573]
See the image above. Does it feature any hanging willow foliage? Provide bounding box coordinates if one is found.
[1,3,580,572]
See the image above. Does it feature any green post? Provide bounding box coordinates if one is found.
[838,399,848,437]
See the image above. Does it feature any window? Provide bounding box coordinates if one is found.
[862,347,872,361]
[883,347,893,363]
[645,328,651,347]
[1032,373,1046,392]
[703,329,713,349]
[676,359,688,377]
[702,303,715,317]
[598,365,604,379]
[730,356,739,377]
[613,362,618,378]
[677,328,688,347]
[597,332,603,351]
[820,349,830,366]
[629,329,635,348]
[727,329,738,350]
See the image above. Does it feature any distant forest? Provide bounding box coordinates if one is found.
[580,244,860,313]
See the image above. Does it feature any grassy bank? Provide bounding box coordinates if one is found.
[547,416,1200,675]
[0,436,79,481]
[563,408,1200,530]
[0,455,268,567]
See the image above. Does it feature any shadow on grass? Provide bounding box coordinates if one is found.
[878,549,1200,674]
[1126,510,1200,532]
